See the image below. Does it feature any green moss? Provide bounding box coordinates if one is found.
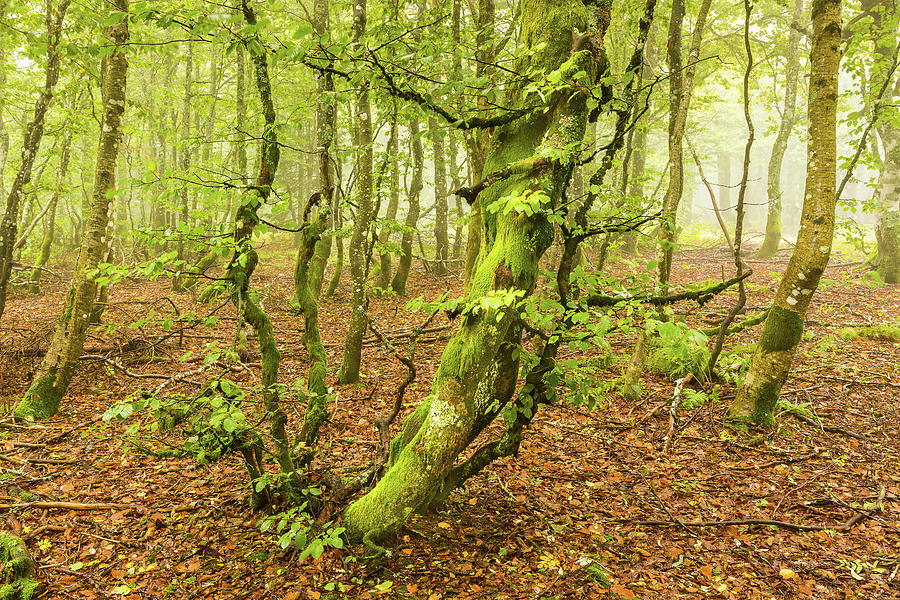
[16,372,62,421]
[0,533,39,600]
[758,306,804,352]
[838,323,900,342]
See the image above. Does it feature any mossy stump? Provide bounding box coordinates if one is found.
[0,533,41,600]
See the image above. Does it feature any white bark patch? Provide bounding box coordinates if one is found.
[786,296,798,306]
[797,272,806,280]
[819,246,829,252]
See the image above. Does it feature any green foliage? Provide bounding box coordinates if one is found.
[775,398,817,421]
[258,502,345,561]
[680,387,718,410]
[646,320,711,381]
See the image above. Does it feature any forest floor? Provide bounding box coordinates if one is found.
[0,243,898,600]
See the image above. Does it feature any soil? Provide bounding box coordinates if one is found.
[0,246,897,599]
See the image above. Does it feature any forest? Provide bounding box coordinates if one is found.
[0,0,897,597]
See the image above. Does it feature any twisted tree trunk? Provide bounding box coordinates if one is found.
[344,0,610,546]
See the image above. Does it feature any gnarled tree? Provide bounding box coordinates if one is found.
[343,0,614,546]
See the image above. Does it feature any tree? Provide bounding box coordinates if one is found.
[728,0,841,426]
[16,0,128,420]
[343,0,615,546]
[0,0,71,321]
[757,0,806,258]
[337,0,375,384]
[868,0,900,282]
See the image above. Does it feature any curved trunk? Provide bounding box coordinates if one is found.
[758,0,804,258]
[0,0,70,321]
[344,0,607,545]
[729,0,841,426]
[16,0,126,420]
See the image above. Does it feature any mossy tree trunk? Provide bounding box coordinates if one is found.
[870,1,900,283]
[758,0,804,258]
[0,532,41,600]
[344,0,609,545]
[221,0,298,483]
[390,118,423,295]
[729,0,840,426]
[308,0,336,299]
[462,0,494,288]
[337,0,374,384]
[15,0,125,421]
[0,14,8,202]
[0,0,70,322]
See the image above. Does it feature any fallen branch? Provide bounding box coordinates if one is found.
[587,271,751,308]
[786,411,876,443]
[662,374,692,453]
[0,501,136,511]
[0,454,77,466]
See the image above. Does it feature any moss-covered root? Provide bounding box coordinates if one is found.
[0,532,42,600]
[15,372,63,421]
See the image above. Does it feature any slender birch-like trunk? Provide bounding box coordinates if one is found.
[338,0,374,384]
[729,0,841,426]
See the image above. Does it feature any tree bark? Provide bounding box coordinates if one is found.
[729,0,841,426]
[337,0,374,384]
[656,0,712,293]
[870,1,900,282]
[16,0,126,420]
[30,130,73,292]
[391,118,423,295]
[376,102,399,290]
[430,116,449,274]
[758,0,805,258]
[344,0,610,545]
[0,0,70,321]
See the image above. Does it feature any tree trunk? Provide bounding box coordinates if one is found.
[758,0,804,258]
[728,0,841,426]
[376,102,399,290]
[16,0,127,420]
[344,0,608,545]
[463,0,495,288]
[337,0,374,384]
[30,132,72,292]
[871,1,900,282]
[173,46,193,291]
[430,117,449,274]
[390,118,423,295]
[0,0,70,322]
[308,4,336,299]
[0,23,8,202]
[656,0,712,293]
